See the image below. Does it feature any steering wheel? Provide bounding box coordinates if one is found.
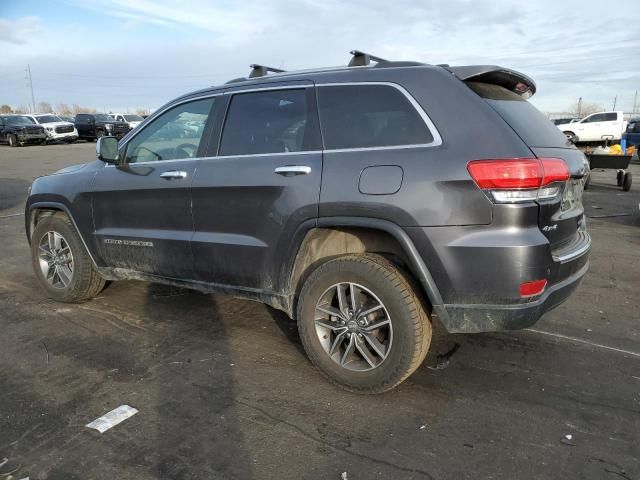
[174,143,197,158]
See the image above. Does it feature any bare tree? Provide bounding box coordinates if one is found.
[55,103,72,115]
[0,105,13,114]
[567,99,603,118]
[37,101,53,113]
[14,105,28,114]
[72,104,96,114]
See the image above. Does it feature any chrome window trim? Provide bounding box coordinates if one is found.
[315,81,443,150]
[117,81,442,163]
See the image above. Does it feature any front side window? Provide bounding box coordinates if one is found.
[219,89,320,156]
[585,114,606,123]
[317,84,434,150]
[124,97,214,163]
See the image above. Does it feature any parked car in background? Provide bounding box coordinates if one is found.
[25,114,78,143]
[552,117,580,125]
[558,111,627,143]
[0,115,47,147]
[25,52,591,393]
[622,118,640,149]
[112,113,144,130]
[74,113,130,141]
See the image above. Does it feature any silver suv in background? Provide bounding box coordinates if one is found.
[112,113,144,130]
[25,114,79,144]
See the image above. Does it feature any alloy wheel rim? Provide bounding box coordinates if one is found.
[314,282,393,372]
[38,231,74,289]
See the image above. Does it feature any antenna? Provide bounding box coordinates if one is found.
[348,50,388,67]
[249,64,285,78]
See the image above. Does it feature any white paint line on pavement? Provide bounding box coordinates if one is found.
[526,329,640,359]
[0,213,22,219]
[86,405,138,433]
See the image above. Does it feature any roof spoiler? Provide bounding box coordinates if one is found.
[444,65,536,97]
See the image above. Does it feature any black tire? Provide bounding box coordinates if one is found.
[31,212,106,303]
[583,174,591,190]
[8,134,18,147]
[563,131,577,144]
[622,172,632,192]
[297,254,432,394]
[96,130,105,139]
[617,170,624,186]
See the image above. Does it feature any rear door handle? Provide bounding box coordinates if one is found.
[160,170,188,180]
[274,166,311,176]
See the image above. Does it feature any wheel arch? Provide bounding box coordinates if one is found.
[27,202,98,268]
[283,217,449,324]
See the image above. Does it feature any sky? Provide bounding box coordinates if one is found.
[0,0,638,114]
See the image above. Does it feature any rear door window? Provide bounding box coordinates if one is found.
[467,82,570,148]
[219,88,321,156]
[317,84,433,149]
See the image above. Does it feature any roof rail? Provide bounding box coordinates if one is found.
[348,50,388,67]
[249,64,285,78]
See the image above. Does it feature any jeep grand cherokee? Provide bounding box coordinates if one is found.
[25,51,590,393]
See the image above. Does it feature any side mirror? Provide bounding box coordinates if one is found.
[96,136,119,163]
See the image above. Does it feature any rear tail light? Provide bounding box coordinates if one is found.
[520,279,547,298]
[467,158,569,203]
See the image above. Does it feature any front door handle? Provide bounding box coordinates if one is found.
[160,170,188,180]
[274,166,311,176]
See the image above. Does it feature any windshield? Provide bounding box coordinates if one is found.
[94,114,115,122]
[6,116,37,126]
[36,115,62,124]
[124,114,143,121]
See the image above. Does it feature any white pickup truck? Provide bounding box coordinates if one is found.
[558,111,627,143]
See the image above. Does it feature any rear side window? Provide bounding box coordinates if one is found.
[317,84,433,149]
[220,88,321,156]
[467,82,570,148]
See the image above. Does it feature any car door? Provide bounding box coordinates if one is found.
[190,84,323,291]
[91,95,218,278]
[75,114,90,138]
[580,113,607,141]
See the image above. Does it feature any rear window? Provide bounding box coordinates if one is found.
[317,84,434,150]
[467,82,570,148]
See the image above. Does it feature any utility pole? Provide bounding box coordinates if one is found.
[612,95,617,111]
[26,64,36,113]
[577,97,582,117]
[633,90,638,114]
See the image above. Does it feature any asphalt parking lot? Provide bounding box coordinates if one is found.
[1,142,639,480]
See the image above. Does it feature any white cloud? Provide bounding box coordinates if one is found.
[1,1,639,112]
[0,16,42,45]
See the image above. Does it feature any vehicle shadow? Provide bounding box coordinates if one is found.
[137,283,254,479]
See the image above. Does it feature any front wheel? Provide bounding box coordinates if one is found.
[8,134,18,147]
[31,212,106,302]
[297,254,432,394]
[622,172,632,191]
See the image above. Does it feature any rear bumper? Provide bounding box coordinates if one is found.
[442,259,589,333]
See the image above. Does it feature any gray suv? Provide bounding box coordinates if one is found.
[25,51,590,393]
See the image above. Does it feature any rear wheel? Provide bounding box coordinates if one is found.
[622,172,632,191]
[31,212,106,303]
[297,254,431,394]
[8,134,18,147]
[96,130,105,139]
